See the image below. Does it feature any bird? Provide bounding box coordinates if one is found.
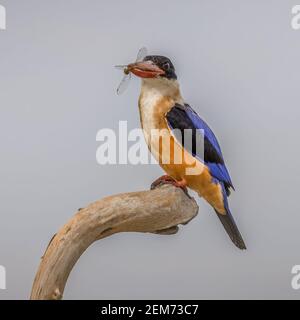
[125,54,246,250]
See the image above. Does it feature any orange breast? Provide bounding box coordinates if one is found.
[139,95,226,214]
[158,132,226,214]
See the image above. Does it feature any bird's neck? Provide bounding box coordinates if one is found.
[140,78,184,105]
[138,78,184,136]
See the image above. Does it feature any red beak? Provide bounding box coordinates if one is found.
[127,61,165,78]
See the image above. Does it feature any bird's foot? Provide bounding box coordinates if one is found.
[151,175,190,197]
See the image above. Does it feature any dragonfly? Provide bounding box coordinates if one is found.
[115,47,148,95]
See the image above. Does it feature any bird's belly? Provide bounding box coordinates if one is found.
[139,94,225,214]
[149,129,226,214]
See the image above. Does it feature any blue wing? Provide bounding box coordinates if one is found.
[166,103,246,249]
[166,103,234,193]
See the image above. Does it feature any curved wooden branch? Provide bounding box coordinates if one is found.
[30,184,199,300]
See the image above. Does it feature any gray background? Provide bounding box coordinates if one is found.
[0,0,299,299]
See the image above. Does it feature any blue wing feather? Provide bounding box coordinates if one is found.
[184,105,222,156]
[166,103,234,190]
[166,104,246,249]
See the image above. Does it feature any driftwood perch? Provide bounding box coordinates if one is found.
[30,184,199,300]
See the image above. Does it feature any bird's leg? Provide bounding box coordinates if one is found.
[150,175,175,189]
[151,175,189,197]
[150,176,193,234]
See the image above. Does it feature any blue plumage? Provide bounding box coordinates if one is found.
[166,103,246,249]
[184,105,223,155]
[167,103,234,191]
[184,105,234,188]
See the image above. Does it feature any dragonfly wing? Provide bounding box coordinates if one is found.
[115,65,127,70]
[115,47,147,95]
[117,73,131,95]
[136,47,148,62]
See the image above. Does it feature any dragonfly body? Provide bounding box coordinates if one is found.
[115,47,148,95]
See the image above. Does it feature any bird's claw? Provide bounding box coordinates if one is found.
[150,175,191,198]
[151,175,175,189]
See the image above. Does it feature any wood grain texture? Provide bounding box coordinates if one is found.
[30,184,199,300]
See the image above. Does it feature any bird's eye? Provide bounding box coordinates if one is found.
[163,62,170,70]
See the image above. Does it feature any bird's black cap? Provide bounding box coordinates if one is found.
[143,55,177,80]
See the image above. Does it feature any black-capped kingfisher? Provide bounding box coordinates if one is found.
[126,55,246,250]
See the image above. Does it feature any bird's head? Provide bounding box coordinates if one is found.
[128,55,177,81]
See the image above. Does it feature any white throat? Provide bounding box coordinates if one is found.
[140,78,184,105]
[138,78,184,143]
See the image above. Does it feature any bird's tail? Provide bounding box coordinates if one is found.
[215,208,246,250]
